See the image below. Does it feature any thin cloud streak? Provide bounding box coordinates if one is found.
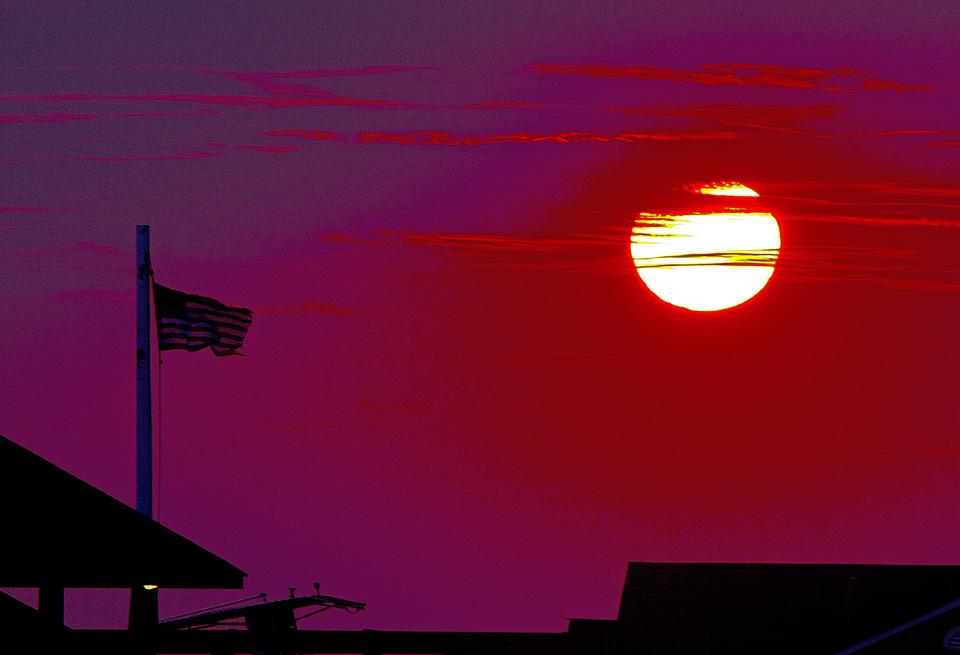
[322,229,960,291]
[252,300,354,315]
[615,103,839,134]
[765,179,960,199]
[786,213,960,230]
[0,113,98,123]
[267,129,737,147]
[54,290,132,302]
[534,63,930,92]
[0,206,75,213]
[72,150,222,162]
[191,65,441,95]
[235,145,297,153]
[0,65,442,112]
[0,91,416,110]
[763,179,960,230]
[264,130,347,142]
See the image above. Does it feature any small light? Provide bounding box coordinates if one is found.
[143,585,158,591]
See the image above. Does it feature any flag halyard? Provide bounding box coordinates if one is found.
[153,282,253,356]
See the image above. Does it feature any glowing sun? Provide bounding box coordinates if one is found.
[631,182,781,311]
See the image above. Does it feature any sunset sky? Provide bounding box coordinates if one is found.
[2,0,960,632]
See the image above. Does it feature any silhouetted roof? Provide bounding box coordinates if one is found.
[0,434,246,588]
[614,562,960,654]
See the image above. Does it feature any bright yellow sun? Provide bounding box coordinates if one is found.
[630,182,780,311]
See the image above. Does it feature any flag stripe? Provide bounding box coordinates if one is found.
[159,334,217,344]
[179,309,250,325]
[160,340,217,351]
[160,330,219,340]
[158,317,248,334]
[182,314,250,330]
[159,323,247,341]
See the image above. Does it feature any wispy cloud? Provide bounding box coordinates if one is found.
[768,179,960,199]
[616,103,839,134]
[191,65,440,95]
[63,241,119,255]
[266,128,737,147]
[235,145,297,153]
[55,290,131,302]
[777,244,960,290]
[534,63,930,92]
[0,91,416,110]
[0,113,98,124]
[315,233,394,247]
[316,227,960,291]
[72,150,221,162]
[251,300,353,315]
[762,179,960,230]
[354,129,737,145]
[263,130,346,142]
[334,229,639,274]
[0,206,75,213]
[14,241,121,269]
[784,213,960,230]
[837,129,960,139]
[0,66,438,112]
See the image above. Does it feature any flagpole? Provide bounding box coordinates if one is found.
[133,225,158,643]
[136,224,153,518]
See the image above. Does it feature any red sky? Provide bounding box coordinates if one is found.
[1,0,960,633]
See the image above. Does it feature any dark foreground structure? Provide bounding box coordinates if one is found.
[4,432,960,654]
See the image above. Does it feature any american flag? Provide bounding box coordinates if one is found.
[153,282,253,356]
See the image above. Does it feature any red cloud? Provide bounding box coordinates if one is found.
[534,63,930,92]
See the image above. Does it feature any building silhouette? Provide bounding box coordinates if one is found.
[3,432,959,654]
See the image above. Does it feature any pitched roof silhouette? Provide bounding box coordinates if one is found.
[0,434,245,589]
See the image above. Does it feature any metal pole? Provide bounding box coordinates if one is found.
[136,225,152,518]
[133,226,159,644]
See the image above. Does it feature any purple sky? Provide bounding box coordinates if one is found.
[2,0,960,632]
